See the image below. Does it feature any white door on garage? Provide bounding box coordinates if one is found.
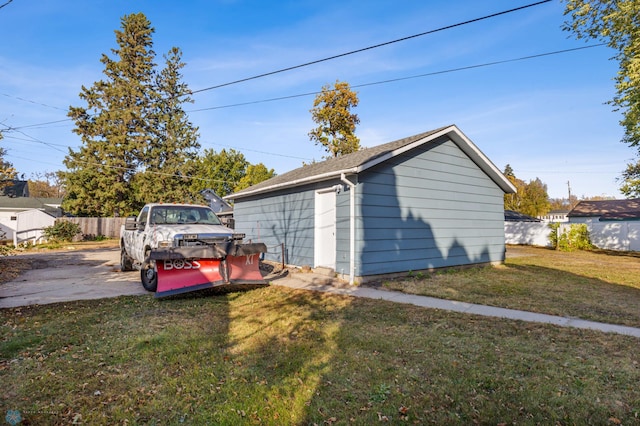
[314,189,336,269]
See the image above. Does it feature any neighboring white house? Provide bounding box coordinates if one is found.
[0,181,64,244]
[538,209,569,222]
[11,209,58,245]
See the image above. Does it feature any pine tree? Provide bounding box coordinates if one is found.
[132,47,200,205]
[64,13,156,216]
[63,14,200,216]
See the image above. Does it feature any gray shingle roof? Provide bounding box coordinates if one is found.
[568,199,640,220]
[504,210,541,222]
[1,180,29,197]
[227,125,516,200]
[0,197,64,217]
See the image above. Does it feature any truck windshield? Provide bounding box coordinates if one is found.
[150,206,222,225]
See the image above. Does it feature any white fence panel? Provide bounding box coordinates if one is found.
[15,209,56,245]
[506,221,640,252]
[588,223,628,251]
[504,222,553,247]
[587,222,640,251]
[630,223,640,251]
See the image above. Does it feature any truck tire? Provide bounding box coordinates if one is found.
[120,246,133,272]
[141,254,158,292]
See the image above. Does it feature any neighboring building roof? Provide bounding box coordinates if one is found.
[1,180,29,197]
[504,210,541,222]
[567,199,640,221]
[227,125,516,200]
[0,196,64,217]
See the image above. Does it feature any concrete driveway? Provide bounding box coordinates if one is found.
[0,247,147,308]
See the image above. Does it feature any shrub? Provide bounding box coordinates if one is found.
[549,223,593,252]
[43,221,82,242]
[0,243,13,256]
[548,222,560,248]
[0,230,13,256]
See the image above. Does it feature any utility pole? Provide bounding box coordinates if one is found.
[567,180,572,208]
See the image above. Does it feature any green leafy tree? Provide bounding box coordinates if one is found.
[502,165,550,217]
[562,1,640,196]
[520,178,551,217]
[619,161,640,198]
[191,149,250,197]
[29,172,65,198]
[131,47,200,205]
[234,163,276,192]
[562,1,640,149]
[309,80,360,158]
[0,132,17,185]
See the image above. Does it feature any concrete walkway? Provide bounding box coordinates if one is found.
[270,271,640,339]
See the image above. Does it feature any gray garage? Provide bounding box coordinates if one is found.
[226,125,516,284]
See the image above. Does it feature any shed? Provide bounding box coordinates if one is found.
[226,125,516,284]
[0,196,63,244]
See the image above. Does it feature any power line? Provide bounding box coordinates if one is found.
[2,134,70,148]
[190,0,553,94]
[4,41,605,162]
[5,118,72,130]
[188,44,606,113]
[1,92,68,112]
[202,142,312,161]
[5,152,241,186]
[0,123,67,153]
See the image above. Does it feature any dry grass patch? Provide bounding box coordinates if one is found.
[1,287,639,424]
[381,246,640,327]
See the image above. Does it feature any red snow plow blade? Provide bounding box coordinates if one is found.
[152,243,267,298]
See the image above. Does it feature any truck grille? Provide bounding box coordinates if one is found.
[176,237,230,247]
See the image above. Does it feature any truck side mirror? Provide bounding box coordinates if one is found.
[124,217,138,231]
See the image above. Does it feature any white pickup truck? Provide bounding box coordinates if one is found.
[120,203,266,297]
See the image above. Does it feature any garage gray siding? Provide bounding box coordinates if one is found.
[232,187,315,267]
[335,184,352,278]
[357,137,505,277]
[233,179,351,269]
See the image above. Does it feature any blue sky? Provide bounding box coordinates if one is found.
[0,0,631,199]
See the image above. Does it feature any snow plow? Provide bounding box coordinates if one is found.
[120,203,267,298]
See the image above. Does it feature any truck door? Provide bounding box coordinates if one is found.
[133,205,150,261]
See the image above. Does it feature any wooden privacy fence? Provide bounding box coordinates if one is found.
[56,217,127,240]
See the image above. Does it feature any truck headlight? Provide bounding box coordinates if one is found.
[158,240,171,248]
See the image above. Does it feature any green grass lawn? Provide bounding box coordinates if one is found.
[1,246,639,424]
[381,245,640,328]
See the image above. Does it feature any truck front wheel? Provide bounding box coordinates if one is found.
[141,255,157,292]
